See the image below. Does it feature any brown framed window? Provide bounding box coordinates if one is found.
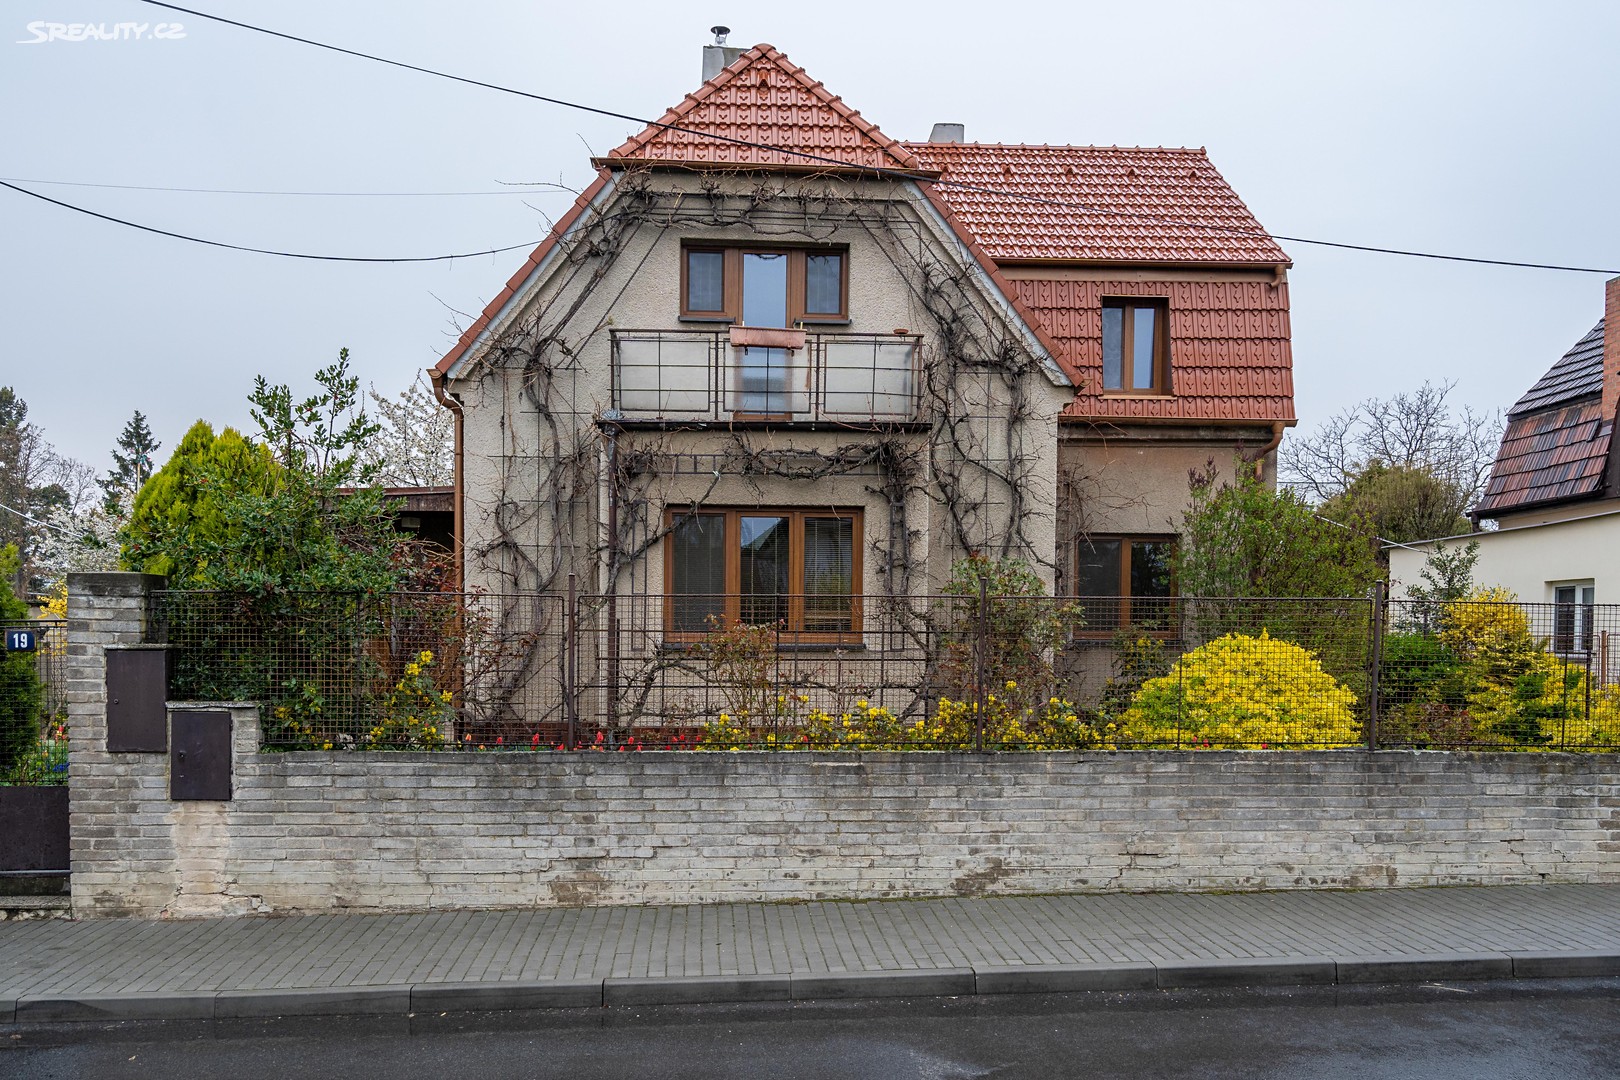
[1072,535,1175,633]
[680,245,848,323]
[1101,298,1170,393]
[665,507,862,642]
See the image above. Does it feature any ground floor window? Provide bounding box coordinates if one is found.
[1072,535,1175,633]
[1552,582,1595,654]
[665,507,861,640]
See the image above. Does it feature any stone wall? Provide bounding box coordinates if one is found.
[67,575,1620,918]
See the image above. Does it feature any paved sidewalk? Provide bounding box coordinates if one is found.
[4,884,1620,1022]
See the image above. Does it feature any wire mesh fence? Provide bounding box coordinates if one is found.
[1,619,69,785]
[1377,597,1620,751]
[144,587,1620,754]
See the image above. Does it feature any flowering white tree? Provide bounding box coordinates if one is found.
[31,491,127,580]
[361,375,454,488]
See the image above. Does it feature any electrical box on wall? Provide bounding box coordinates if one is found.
[106,646,169,752]
[170,710,233,801]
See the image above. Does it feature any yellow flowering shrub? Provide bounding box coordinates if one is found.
[1122,630,1361,749]
[1439,587,1534,668]
[698,685,1121,752]
[364,650,450,750]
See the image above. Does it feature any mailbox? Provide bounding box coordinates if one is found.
[170,710,233,801]
[106,647,169,752]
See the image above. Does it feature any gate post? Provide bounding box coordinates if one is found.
[1367,580,1386,752]
[973,574,989,753]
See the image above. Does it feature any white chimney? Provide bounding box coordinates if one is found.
[702,26,744,81]
[929,123,966,143]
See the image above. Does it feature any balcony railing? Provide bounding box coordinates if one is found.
[609,328,922,424]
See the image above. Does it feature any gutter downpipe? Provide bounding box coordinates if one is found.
[430,370,465,591]
[1240,421,1287,480]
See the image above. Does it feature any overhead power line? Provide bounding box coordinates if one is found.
[133,0,1620,277]
[0,179,541,263]
[0,176,574,198]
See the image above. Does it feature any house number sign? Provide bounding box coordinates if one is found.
[4,629,37,652]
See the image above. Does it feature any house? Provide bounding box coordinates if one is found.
[1389,276,1620,652]
[428,40,1294,718]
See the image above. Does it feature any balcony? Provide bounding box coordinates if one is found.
[609,327,922,425]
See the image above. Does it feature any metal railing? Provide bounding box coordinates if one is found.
[145,589,1620,754]
[610,328,923,423]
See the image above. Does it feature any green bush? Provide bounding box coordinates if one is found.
[0,545,44,777]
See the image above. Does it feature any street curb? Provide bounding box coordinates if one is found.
[5,951,1618,1023]
[1156,956,1337,989]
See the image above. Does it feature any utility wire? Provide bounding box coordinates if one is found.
[0,179,541,263]
[133,0,1620,276]
[0,176,570,197]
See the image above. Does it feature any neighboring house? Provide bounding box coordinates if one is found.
[429,41,1293,682]
[1389,277,1620,648]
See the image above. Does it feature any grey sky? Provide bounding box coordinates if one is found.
[4,0,1617,476]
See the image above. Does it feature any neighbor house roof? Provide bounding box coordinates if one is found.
[1474,318,1611,517]
[905,143,1291,266]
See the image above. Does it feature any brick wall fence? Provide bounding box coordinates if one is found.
[66,574,1620,919]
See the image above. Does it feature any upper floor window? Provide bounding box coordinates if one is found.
[1102,298,1169,393]
[681,246,848,324]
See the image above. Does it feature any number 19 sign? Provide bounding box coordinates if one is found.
[4,629,37,653]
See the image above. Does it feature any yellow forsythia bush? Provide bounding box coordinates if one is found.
[1122,630,1361,749]
[1439,587,1533,665]
[365,650,450,750]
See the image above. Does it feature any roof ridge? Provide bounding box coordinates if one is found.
[604,43,924,172]
[904,142,1211,155]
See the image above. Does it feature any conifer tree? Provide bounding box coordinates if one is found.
[99,410,161,512]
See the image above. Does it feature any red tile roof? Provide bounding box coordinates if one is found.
[1474,318,1613,516]
[905,143,1290,266]
[603,44,927,173]
[1474,401,1611,515]
[1013,278,1295,423]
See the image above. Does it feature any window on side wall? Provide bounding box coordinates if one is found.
[1552,582,1596,655]
[665,507,862,642]
[1072,535,1175,634]
[1101,298,1170,394]
[680,245,848,323]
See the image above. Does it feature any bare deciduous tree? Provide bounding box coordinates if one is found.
[1281,381,1504,506]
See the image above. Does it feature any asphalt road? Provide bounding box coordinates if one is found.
[4,981,1617,1079]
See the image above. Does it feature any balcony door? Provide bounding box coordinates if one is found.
[739,252,793,415]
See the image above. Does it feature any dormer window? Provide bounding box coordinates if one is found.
[681,245,848,323]
[1102,298,1170,393]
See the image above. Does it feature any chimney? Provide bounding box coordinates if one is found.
[702,26,744,81]
[929,123,966,143]
[1605,276,1620,422]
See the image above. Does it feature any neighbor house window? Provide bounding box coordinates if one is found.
[1101,298,1169,393]
[680,245,848,323]
[666,507,862,641]
[1552,583,1596,654]
[1073,535,1175,632]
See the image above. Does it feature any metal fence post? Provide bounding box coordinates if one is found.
[565,573,578,752]
[974,574,988,753]
[1367,580,1385,752]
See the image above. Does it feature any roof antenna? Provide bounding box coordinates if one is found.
[711,26,730,46]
